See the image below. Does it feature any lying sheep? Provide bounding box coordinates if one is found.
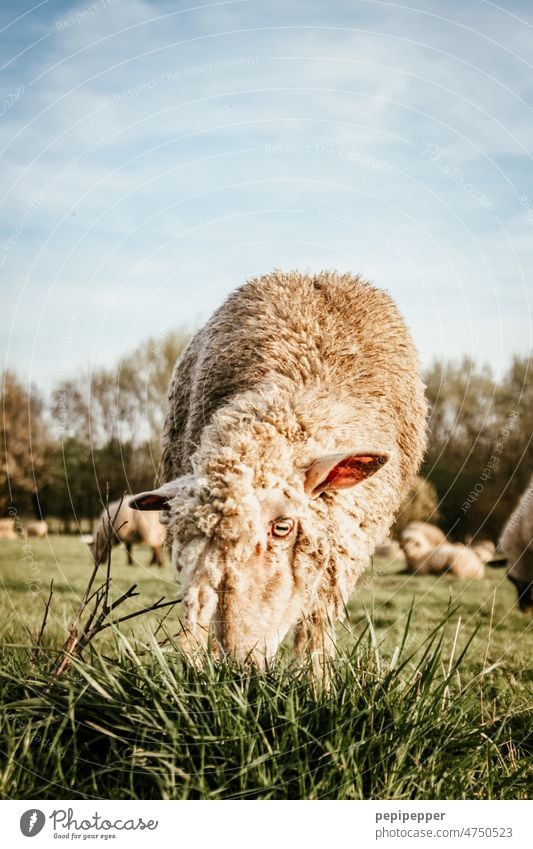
[90,499,165,566]
[401,527,485,579]
[25,520,48,538]
[130,270,427,669]
[402,520,446,548]
[499,476,533,613]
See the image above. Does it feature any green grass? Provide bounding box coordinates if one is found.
[0,536,531,799]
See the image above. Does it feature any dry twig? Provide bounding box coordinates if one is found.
[47,493,180,685]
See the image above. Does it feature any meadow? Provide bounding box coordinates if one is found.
[0,535,530,800]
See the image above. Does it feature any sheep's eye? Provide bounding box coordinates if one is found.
[270,518,295,538]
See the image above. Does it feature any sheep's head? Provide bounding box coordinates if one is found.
[507,573,533,614]
[130,430,389,666]
[400,527,433,560]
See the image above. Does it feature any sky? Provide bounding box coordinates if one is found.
[1,0,532,389]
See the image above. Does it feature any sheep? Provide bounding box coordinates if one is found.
[130,270,427,669]
[25,520,48,538]
[401,526,485,579]
[0,518,17,540]
[90,498,166,566]
[402,520,446,548]
[499,476,533,613]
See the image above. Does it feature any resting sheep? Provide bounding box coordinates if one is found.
[402,520,446,548]
[499,476,533,613]
[130,270,427,669]
[90,499,165,566]
[401,526,485,579]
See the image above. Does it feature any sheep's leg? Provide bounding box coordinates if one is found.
[151,545,163,567]
[125,541,133,565]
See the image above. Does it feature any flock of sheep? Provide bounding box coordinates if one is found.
[3,270,531,671]
[391,521,495,580]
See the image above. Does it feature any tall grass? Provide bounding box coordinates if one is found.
[0,610,530,800]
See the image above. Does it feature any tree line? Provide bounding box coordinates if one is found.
[1,334,531,541]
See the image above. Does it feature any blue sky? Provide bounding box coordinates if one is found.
[1,0,532,389]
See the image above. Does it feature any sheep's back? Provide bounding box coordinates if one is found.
[161,270,427,487]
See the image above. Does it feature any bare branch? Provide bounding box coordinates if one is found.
[47,490,180,688]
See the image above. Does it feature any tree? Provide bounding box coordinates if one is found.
[423,355,532,541]
[44,331,189,523]
[1,371,49,515]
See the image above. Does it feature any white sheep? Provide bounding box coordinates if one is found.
[90,498,166,566]
[401,527,485,579]
[130,270,427,669]
[402,520,446,548]
[499,476,533,613]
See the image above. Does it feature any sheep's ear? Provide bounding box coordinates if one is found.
[129,480,181,510]
[303,452,389,497]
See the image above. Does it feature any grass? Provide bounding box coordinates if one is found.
[0,535,531,799]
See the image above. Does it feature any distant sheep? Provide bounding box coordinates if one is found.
[90,499,165,566]
[25,520,48,538]
[129,270,427,670]
[401,527,484,579]
[499,476,533,613]
[402,521,446,548]
[0,519,17,540]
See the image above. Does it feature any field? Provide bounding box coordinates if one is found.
[0,535,531,800]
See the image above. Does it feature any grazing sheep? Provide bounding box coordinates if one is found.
[130,270,427,669]
[25,520,48,538]
[499,476,533,613]
[90,499,165,566]
[0,519,17,540]
[401,527,484,579]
